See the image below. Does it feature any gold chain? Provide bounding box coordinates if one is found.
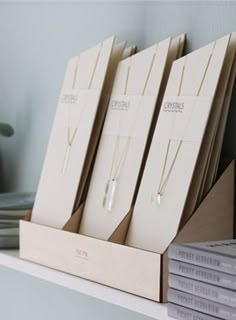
[111,47,157,181]
[62,43,102,174]
[153,41,216,205]
[103,45,158,211]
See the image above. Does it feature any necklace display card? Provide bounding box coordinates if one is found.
[79,38,172,240]
[31,37,115,229]
[79,95,157,240]
[126,96,213,253]
[126,34,230,253]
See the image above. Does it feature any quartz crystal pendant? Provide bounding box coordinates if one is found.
[102,180,110,208]
[103,179,117,212]
[151,192,161,205]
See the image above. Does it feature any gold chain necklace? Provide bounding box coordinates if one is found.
[152,139,183,205]
[103,46,158,212]
[62,44,102,174]
[151,42,215,205]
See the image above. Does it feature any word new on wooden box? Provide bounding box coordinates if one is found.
[20,160,234,302]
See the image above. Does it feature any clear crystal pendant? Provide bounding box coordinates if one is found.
[102,180,110,208]
[103,179,117,212]
[151,192,161,205]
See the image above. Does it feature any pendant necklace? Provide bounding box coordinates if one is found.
[103,46,158,212]
[151,42,215,205]
[62,44,102,174]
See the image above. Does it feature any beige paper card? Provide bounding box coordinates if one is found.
[126,34,230,253]
[126,97,213,253]
[202,32,236,195]
[79,37,173,240]
[213,55,236,179]
[31,37,115,229]
[74,40,129,208]
[181,34,236,219]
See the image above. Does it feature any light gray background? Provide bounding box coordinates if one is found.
[0,1,236,319]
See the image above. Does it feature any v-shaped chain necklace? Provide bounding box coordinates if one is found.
[103,46,158,212]
[61,44,102,174]
[151,42,215,205]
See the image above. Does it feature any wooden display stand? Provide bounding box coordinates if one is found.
[20,160,235,302]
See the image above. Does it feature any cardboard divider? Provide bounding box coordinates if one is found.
[63,204,84,233]
[20,160,234,302]
[24,211,32,221]
[108,209,132,244]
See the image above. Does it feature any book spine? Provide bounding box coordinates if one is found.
[169,259,236,290]
[168,274,236,308]
[168,288,236,320]
[168,303,220,320]
[168,245,236,275]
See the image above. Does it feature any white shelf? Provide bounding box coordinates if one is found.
[0,250,169,319]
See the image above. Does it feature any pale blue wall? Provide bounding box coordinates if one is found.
[0,1,146,191]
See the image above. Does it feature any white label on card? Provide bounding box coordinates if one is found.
[103,94,157,138]
[55,89,101,128]
[157,96,214,141]
[61,92,80,104]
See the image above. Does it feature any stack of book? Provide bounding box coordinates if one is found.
[0,192,35,248]
[168,239,236,320]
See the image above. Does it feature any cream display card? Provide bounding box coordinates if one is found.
[126,96,213,253]
[126,34,230,253]
[31,37,115,229]
[103,95,156,138]
[213,55,236,179]
[195,33,236,202]
[181,33,236,220]
[80,95,156,240]
[202,32,236,195]
[79,37,173,240]
[122,45,136,60]
[74,40,128,209]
